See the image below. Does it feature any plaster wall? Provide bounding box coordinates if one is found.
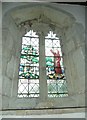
[2,3,85,27]
[2,14,21,109]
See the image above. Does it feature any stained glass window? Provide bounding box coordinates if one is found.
[45,31,68,97]
[18,30,39,97]
[18,30,68,98]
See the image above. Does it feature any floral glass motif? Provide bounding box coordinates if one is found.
[18,30,39,97]
[45,31,68,97]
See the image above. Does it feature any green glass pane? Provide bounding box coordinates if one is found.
[46,57,52,62]
[20,55,27,59]
[46,61,53,66]
[32,58,39,63]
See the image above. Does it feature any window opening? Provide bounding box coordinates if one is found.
[45,31,68,97]
[18,30,39,98]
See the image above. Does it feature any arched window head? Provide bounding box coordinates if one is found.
[18,30,39,98]
[45,31,68,97]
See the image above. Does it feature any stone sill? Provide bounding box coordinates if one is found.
[1,107,85,116]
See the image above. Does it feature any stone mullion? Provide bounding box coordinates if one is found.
[39,32,47,101]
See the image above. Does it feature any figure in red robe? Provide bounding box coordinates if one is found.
[50,49,62,74]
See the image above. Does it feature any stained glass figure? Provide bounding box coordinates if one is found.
[18,30,39,97]
[45,31,68,97]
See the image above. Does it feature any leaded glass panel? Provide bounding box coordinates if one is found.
[18,30,39,98]
[45,31,68,97]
